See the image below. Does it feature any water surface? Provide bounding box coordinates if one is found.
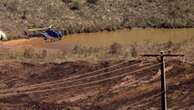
[2,28,194,49]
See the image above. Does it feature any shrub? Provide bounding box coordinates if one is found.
[23,48,34,58]
[146,0,154,2]
[87,0,98,4]
[40,49,47,59]
[146,17,164,27]
[62,0,72,4]
[109,42,122,54]
[130,45,138,57]
[70,0,80,10]
[164,41,174,49]
[72,45,82,54]
[63,107,71,110]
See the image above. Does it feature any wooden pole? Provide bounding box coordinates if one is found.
[141,51,184,110]
[160,51,167,110]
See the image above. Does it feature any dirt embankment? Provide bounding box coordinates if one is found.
[0,0,194,39]
[0,59,193,110]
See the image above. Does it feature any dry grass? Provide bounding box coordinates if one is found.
[0,38,194,63]
[0,0,194,39]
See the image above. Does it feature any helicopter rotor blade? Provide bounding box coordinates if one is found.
[27,25,53,32]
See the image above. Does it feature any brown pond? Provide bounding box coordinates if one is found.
[1,28,194,50]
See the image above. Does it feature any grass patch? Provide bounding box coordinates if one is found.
[0,38,194,63]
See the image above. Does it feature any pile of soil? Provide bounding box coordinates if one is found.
[0,59,193,110]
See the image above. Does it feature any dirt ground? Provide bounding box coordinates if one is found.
[0,59,193,110]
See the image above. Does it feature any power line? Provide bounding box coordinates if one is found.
[0,60,141,94]
[0,60,131,93]
[1,61,147,94]
[0,63,161,97]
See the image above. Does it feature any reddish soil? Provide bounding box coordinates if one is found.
[0,60,193,110]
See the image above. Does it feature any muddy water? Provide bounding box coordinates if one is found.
[2,28,194,49]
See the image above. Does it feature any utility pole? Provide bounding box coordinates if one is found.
[141,51,184,110]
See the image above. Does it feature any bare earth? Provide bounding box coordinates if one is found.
[0,59,193,110]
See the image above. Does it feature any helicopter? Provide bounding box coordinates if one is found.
[24,25,63,42]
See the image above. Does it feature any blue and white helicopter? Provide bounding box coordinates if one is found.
[24,25,63,41]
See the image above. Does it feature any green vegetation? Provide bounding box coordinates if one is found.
[70,0,81,10]
[86,0,98,4]
[63,107,71,110]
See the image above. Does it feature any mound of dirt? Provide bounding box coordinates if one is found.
[0,59,193,110]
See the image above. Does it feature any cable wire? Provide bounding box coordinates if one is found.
[0,61,148,94]
[0,63,161,98]
[0,60,132,93]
